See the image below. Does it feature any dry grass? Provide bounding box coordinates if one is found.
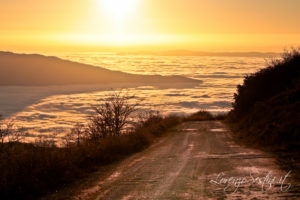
[0,90,226,199]
[0,111,181,200]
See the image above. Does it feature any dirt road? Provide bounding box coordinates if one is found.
[70,121,299,200]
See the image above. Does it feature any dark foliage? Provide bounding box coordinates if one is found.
[184,110,227,121]
[227,49,300,150]
[231,49,300,118]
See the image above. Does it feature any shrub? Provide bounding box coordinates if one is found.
[0,94,182,199]
[227,48,300,150]
[184,110,227,121]
[86,92,136,139]
[230,48,300,119]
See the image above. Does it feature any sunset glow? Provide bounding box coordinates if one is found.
[0,0,300,52]
[1,1,300,199]
[99,0,139,33]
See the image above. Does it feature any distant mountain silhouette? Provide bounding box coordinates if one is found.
[0,51,201,86]
[118,50,279,57]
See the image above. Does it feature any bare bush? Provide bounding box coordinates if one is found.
[64,123,85,146]
[135,110,161,127]
[0,115,12,144]
[86,91,137,139]
[0,115,27,145]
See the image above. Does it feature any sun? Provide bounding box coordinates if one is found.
[99,0,139,32]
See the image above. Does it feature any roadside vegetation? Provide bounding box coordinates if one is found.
[184,110,227,121]
[0,93,182,200]
[227,48,300,175]
[0,89,227,200]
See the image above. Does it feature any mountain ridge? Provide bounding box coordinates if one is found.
[0,51,201,86]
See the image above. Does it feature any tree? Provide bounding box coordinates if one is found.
[64,123,85,146]
[0,115,10,144]
[87,91,136,139]
[0,115,27,145]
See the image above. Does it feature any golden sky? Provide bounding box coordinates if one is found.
[1,0,300,52]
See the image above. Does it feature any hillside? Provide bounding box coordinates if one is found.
[227,49,300,151]
[0,51,201,86]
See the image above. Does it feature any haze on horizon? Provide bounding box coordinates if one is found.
[1,0,300,53]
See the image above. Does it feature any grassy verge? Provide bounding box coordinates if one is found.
[0,114,182,200]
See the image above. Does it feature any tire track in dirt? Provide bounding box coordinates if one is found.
[72,121,299,200]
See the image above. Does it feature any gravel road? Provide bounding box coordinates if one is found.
[71,121,299,200]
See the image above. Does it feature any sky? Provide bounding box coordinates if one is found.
[0,0,300,53]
